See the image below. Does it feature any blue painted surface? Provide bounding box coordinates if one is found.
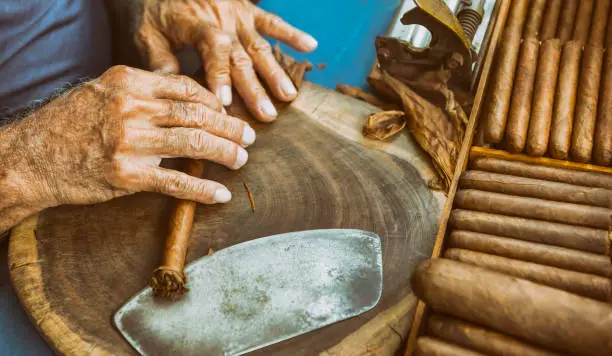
[0,1,399,354]
[259,0,400,90]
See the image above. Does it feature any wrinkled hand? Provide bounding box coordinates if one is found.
[135,0,317,122]
[12,65,255,209]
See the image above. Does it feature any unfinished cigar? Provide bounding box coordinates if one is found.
[450,209,610,255]
[505,38,540,152]
[151,159,205,299]
[523,0,548,39]
[455,189,612,229]
[556,0,578,42]
[445,248,612,300]
[539,0,562,41]
[593,52,612,166]
[572,0,594,45]
[550,40,582,159]
[412,259,612,356]
[588,0,610,47]
[415,337,485,356]
[526,39,562,157]
[571,45,604,162]
[471,157,612,189]
[459,170,612,207]
[448,230,612,277]
[427,314,561,356]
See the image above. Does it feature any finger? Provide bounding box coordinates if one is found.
[240,29,297,102]
[148,100,256,145]
[196,28,234,106]
[254,9,318,52]
[127,127,248,169]
[148,73,223,111]
[230,43,278,122]
[135,25,180,74]
[141,166,232,204]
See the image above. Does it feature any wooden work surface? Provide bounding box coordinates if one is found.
[9,83,444,355]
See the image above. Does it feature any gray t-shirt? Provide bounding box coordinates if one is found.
[0,0,112,116]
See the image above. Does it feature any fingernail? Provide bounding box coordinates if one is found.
[218,85,232,106]
[280,77,297,97]
[214,188,232,203]
[233,148,248,169]
[301,35,318,50]
[260,99,278,117]
[242,125,256,146]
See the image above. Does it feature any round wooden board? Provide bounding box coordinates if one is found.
[9,83,443,355]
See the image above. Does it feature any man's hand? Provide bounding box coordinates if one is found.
[135,0,317,122]
[0,65,255,231]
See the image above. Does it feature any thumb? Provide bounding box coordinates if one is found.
[136,26,180,74]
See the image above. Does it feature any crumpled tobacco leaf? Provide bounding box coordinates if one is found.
[382,71,462,190]
[363,110,407,140]
[336,84,402,111]
[273,44,313,89]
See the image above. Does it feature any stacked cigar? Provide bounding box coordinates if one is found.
[412,156,612,356]
[482,0,612,166]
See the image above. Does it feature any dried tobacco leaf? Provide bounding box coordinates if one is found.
[382,71,461,190]
[362,110,407,140]
[273,44,313,89]
[336,84,402,111]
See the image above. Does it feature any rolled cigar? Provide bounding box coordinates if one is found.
[571,45,605,163]
[415,337,485,356]
[151,159,205,299]
[448,230,612,277]
[607,5,612,47]
[454,189,612,229]
[427,313,561,356]
[539,0,562,41]
[505,38,540,152]
[445,248,612,300]
[593,52,612,166]
[504,0,531,34]
[459,170,612,207]
[572,0,594,45]
[483,30,522,144]
[588,0,610,47]
[412,259,612,355]
[450,209,610,255]
[556,0,578,42]
[523,0,548,39]
[471,157,612,189]
[549,40,582,159]
[526,39,562,157]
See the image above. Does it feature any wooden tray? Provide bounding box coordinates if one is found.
[9,83,447,355]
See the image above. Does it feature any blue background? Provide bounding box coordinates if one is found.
[0,0,399,354]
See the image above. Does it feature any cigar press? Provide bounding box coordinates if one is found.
[114,229,383,355]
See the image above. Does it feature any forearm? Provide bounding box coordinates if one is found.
[0,121,51,234]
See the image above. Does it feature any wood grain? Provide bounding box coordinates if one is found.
[9,83,442,356]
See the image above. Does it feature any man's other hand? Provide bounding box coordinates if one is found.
[6,65,254,210]
[135,0,317,122]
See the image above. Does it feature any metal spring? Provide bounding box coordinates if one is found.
[458,8,483,42]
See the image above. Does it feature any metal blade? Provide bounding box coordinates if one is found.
[114,229,383,356]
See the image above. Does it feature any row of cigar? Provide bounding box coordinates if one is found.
[482,0,612,166]
[412,156,612,355]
